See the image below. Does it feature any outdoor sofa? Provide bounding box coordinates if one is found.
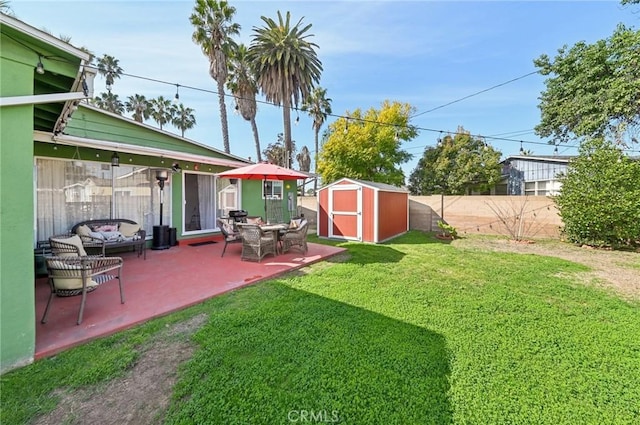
[71,219,147,259]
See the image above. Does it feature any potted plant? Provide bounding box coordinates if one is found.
[436,220,458,240]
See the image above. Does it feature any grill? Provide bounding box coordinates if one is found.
[228,210,248,223]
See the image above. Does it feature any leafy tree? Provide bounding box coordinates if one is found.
[318,100,416,186]
[296,146,311,172]
[149,96,173,130]
[301,86,332,192]
[190,0,240,154]
[125,94,150,123]
[227,43,261,162]
[263,133,296,167]
[408,127,502,195]
[96,54,123,92]
[249,11,322,168]
[554,138,640,247]
[92,92,124,115]
[534,24,640,145]
[172,103,197,137]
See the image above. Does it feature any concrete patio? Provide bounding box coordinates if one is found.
[34,236,345,359]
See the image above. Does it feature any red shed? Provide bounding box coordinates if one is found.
[317,178,409,243]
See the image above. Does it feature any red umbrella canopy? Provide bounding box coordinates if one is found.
[216,162,307,181]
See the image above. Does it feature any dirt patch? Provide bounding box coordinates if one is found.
[452,237,640,300]
[33,313,208,425]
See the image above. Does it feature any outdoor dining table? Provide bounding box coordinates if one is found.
[260,223,288,254]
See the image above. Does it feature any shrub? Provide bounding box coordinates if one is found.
[554,138,640,247]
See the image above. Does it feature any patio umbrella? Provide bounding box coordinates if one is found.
[216,162,307,219]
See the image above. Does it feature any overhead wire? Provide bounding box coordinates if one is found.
[77,62,640,154]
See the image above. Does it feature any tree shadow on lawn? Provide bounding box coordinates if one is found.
[165,283,452,425]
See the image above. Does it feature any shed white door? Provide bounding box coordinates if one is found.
[328,184,361,241]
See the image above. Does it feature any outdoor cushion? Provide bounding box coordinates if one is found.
[50,235,88,257]
[118,221,140,237]
[222,221,236,236]
[76,224,92,237]
[88,231,105,240]
[48,261,99,290]
[290,218,302,228]
[246,217,263,225]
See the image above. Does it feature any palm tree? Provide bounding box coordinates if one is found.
[125,94,150,123]
[92,92,124,115]
[189,0,240,154]
[149,96,173,130]
[249,11,322,168]
[227,43,262,162]
[301,86,331,191]
[1,1,14,16]
[96,54,123,92]
[172,103,197,137]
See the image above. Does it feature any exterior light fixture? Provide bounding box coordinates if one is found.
[35,56,45,75]
[174,84,180,103]
[519,141,524,155]
[111,152,120,167]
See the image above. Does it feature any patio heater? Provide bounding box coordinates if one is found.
[152,170,170,250]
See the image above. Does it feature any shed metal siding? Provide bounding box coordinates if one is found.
[378,191,408,241]
[362,186,375,242]
[318,187,329,237]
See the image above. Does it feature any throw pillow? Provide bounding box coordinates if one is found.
[119,222,140,237]
[50,234,87,257]
[222,221,235,236]
[92,223,118,232]
[76,224,91,237]
[247,217,263,225]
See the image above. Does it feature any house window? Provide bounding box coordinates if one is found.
[263,180,283,199]
[35,158,165,241]
[523,180,560,196]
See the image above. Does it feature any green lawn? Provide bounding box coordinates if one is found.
[2,231,639,424]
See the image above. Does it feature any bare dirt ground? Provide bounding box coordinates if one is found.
[31,239,638,425]
[452,237,640,300]
[32,313,208,425]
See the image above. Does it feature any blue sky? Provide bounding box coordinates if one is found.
[11,0,638,177]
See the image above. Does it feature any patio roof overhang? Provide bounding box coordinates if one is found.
[34,130,250,169]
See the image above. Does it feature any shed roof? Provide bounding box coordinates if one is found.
[320,177,408,193]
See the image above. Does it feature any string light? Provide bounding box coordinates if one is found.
[60,62,638,155]
[174,84,180,103]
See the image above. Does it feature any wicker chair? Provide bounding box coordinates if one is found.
[217,218,242,257]
[43,235,124,325]
[281,219,309,254]
[237,223,277,262]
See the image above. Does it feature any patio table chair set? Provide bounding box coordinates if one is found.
[230,217,308,262]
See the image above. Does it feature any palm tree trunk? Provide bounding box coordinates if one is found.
[217,79,230,154]
[282,98,292,169]
[250,117,262,162]
[314,128,319,193]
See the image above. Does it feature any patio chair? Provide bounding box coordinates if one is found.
[281,219,309,254]
[237,223,276,262]
[43,235,124,325]
[217,218,241,257]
